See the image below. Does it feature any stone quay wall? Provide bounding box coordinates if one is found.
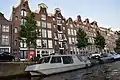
[0,62,35,77]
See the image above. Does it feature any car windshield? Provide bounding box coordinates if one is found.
[38,57,50,64]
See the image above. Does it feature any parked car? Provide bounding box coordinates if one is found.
[89,55,101,66]
[0,52,15,62]
[110,52,120,61]
[99,53,114,64]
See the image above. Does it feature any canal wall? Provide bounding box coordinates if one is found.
[0,62,35,77]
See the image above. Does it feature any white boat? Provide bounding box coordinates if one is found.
[25,54,91,76]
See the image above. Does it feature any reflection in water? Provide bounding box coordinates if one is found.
[2,61,120,80]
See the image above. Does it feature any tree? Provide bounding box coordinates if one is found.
[76,28,90,50]
[115,31,120,52]
[20,12,40,49]
[94,31,105,52]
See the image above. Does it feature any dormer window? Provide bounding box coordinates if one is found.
[41,14,46,20]
[21,9,27,16]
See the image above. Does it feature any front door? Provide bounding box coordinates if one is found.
[60,50,63,54]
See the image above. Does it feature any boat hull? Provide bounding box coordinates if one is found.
[26,64,86,76]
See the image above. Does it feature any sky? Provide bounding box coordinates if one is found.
[0,0,120,31]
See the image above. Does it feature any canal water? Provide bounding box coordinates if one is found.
[2,61,120,80]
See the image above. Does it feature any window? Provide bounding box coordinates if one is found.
[2,25,9,32]
[71,29,74,35]
[68,29,71,35]
[47,23,51,28]
[21,9,27,16]
[2,35,9,45]
[57,25,62,31]
[74,30,76,35]
[63,27,65,30]
[48,30,52,38]
[42,29,46,37]
[50,57,61,63]
[42,39,47,48]
[42,21,46,28]
[57,20,61,24]
[62,56,73,64]
[20,51,27,59]
[37,21,40,26]
[14,27,18,33]
[69,37,72,44]
[36,39,41,47]
[48,40,53,48]
[15,40,17,46]
[41,14,46,20]
[72,38,75,44]
[20,41,23,47]
[53,18,55,21]
[21,19,26,25]
[38,58,44,64]
[20,40,26,48]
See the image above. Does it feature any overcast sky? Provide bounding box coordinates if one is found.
[0,0,120,31]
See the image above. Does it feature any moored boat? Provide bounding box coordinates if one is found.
[25,54,91,76]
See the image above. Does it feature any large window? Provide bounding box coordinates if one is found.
[48,40,53,48]
[48,30,52,38]
[62,56,73,64]
[74,30,76,35]
[21,9,27,16]
[69,37,72,44]
[20,50,27,59]
[50,56,61,63]
[2,35,9,45]
[14,27,18,33]
[42,39,47,48]
[41,14,46,20]
[72,38,75,44]
[36,39,41,47]
[71,29,74,35]
[42,21,46,28]
[21,19,26,25]
[68,29,71,35]
[42,29,46,37]
[47,23,51,28]
[2,25,9,32]
[20,41,27,48]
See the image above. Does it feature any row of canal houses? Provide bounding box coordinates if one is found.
[0,0,118,59]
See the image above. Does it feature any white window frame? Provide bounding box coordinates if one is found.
[47,23,51,28]
[2,35,9,45]
[48,30,52,38]
[2,25,9,32]
[48,40,53,48]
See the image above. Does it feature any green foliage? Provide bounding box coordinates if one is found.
[94,31,105,50]
[116,31,120,49]
[20,12,40,48]
[76,28,89,49]
[116,38,120,49]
